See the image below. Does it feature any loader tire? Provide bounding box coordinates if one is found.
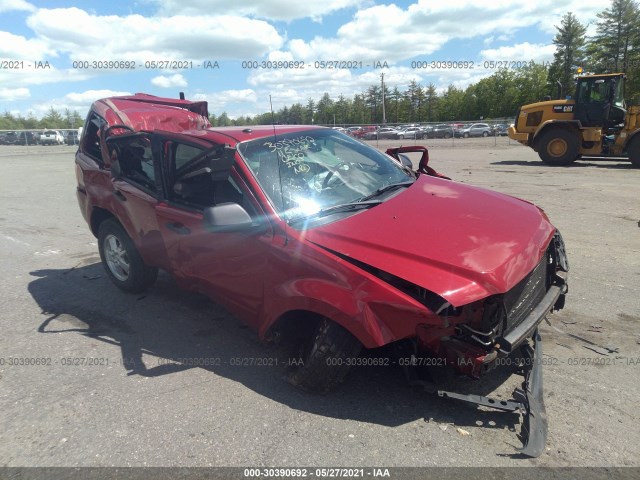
[538,129,579,166]
[288,318,362,393]
[628,138,640,168]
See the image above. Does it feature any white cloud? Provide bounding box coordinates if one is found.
[63,89,131,105]
[26,89,131,118]
[194,89,258,112]
[480,42,555,64]
[0,31,56,60]
[155,0,363,21]
[0,0,35,13]
[0,65,93,89]
[151,73,187,88]
[25,8,283,61]
[0,87,30,101]
[274,0,604,63]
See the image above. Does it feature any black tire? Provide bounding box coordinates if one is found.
[288,318,362,393]
[98,219,158,293]
[537,129,579,166]
[444,132,451,139]
[482,131,489,137]
[463,132,469,138]
[628,138,640,168]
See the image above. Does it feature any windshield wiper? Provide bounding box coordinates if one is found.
[358,180,414,202]
[290,200,382,223]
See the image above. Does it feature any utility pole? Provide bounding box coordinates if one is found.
[381,73,387,125]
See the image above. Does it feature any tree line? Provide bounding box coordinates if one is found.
[3,1,637,130]
[0,107,83,131]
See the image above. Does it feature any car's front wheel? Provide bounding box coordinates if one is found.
[98,219,158,293]
[288,318,362,393]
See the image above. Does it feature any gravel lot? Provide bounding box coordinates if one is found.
[0,138,638,470]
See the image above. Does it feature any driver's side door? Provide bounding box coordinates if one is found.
[154,133,274,324]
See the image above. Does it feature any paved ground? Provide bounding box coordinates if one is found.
[0,138,638,468]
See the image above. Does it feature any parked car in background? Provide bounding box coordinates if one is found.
[363,127,400,140]
[65,131,80,145]
[0,131,39,145]
[352,125,378,139]
[346,126,363,136]
[395,126,425,139]
[492,124,508,136]
[0,131,20,145]
[40,130,65,145]
[455,123,492,138]
[425,124,454,139]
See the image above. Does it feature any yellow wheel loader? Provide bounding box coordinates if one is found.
[508,73,640,167]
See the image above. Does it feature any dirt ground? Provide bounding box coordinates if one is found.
[0,138,638,470]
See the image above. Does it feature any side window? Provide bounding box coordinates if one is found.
[168,141,248,212]
[81,113,106,161]
[175,143,202,171]
[109,134,157,194]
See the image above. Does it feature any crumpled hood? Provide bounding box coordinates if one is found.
[303,175,555,307]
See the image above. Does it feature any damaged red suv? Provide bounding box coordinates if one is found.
[75,94,568,457]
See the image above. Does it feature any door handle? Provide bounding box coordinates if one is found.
[113,190,126,202]
[166,222,191,235]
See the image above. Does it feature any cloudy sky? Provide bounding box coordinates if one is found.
[0,0,604,120]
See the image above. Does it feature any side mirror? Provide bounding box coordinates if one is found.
[203,203,255,233]
[398,154,413,169]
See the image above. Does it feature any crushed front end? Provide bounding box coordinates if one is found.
[405,231,568,457]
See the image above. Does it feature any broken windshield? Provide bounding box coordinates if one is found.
[237,129,413,222]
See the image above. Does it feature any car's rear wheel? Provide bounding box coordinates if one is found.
[288,318,362,393]
[482,131,489,137]
[538,129,579,166]
[98,219,158,293]
[444,132,451,139]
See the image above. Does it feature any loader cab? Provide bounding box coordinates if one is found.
[573,74,626,128]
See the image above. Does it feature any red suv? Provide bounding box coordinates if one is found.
[76,94,568,457]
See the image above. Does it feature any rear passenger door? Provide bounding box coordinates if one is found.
[105,133,169,269]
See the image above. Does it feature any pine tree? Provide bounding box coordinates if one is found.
[548,12,587,99]
[424,84,438,123]
[587,0,639,72]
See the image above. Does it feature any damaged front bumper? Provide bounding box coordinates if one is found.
[409,270,566,457]
[402,232,568,457]
[497,271,568,355]
[438,330,547,457]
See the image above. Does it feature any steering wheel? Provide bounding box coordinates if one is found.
[322,162,350,190]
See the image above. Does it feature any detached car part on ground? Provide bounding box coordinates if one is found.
[75,94,569,457]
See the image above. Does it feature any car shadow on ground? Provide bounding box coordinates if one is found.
[29,263,526,450]
[491,159,634,169]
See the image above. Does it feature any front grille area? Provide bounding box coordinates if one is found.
[461,232,567,350]
[502,254,548,333]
